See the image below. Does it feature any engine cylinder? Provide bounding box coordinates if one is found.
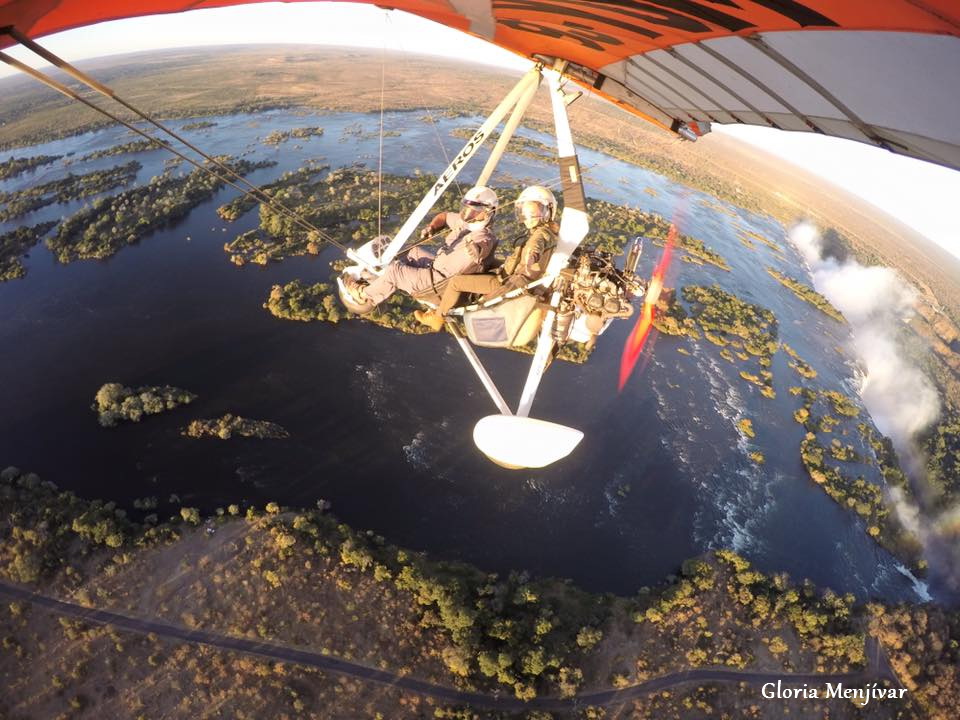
[553,309,575,343]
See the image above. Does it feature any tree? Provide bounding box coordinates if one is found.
[576,626,603,649]
[442,646,472,677]
[180,507,200,525]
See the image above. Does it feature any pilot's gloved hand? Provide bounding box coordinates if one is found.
[421,213,447,240]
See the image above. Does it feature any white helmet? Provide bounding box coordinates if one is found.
[460,185,498,231]
[515,185,557,229]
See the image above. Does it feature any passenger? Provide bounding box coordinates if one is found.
[414,185,558,331]
[342,185,498,307]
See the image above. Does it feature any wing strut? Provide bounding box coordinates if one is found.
[447,61,587,469]
[448,325,513,416]
[348,65,543,271]
[476,73,541,187]
[516,290,560,418]
[513,62,591,419]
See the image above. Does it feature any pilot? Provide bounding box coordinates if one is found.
[415,184,558,330]
[342,186,499,307]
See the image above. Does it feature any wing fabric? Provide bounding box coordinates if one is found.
[1,1,959,169]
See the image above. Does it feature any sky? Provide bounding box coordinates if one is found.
[2,2,958,261]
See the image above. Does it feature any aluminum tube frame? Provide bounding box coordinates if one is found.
[476,73,541,187]
[452,334,513,416]
[516,291,560,418]
[378,66,542,265]
[542,67,590,273]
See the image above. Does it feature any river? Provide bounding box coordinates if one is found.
[0,109,936,602]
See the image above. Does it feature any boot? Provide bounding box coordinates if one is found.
[343,275,368,304]
[414,309,445,332]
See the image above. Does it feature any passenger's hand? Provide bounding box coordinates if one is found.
[420,227,432,240]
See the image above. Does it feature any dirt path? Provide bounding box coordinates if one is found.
[0,581,900,711]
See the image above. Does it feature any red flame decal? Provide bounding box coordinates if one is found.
[618,225,676,390]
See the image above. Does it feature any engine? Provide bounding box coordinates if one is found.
[552,238,647,348]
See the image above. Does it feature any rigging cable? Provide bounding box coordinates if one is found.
[377,11,388,239]
[3,30,632,264]
[390,18,463,200]
[0,28,349,253]
[395,151,625,257]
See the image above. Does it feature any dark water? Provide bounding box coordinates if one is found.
[0,111,937,603]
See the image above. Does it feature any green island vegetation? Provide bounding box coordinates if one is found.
[1,469,957,718]
[650,285,777,399]
[788,386,863,437]
[667,235,730,271]
[46,156,276,262]
[223,166,435,265]
[767,268,845,323]
[92,382,197,428]
[798,432,919,559]
[829,438,862,463]
[0,153,62,180]
[587,199,730,270]
[0,160,142,222]
[76,139,162,162]
[263,126,324,145]
[787,385,921,564]
[418,105,474,122]
[650,288,699,339]
[216,162,329,223]
[823,389,860,418]
[0,221,57,282]
[340,121,401,141]
[264,279,343,323]
[451,126,553,161]
[181,120,217,130]
[902,304,960,507]
[898,306,960,510]
[650,285,920,559]
[734,412,774,463]
[854,423,909,490]
[182,414,289,440]
[687,285,778,397]
[697,196,737,218]
[922,414,960,508]
[782,342,818,379]
[586,199,729,270]
[737,228,783,255]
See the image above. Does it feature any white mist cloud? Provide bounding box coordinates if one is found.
[855,326,940,443]
[789,222,957,594]
[788,222,940,450]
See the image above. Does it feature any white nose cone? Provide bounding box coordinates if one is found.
[473,415,584,469]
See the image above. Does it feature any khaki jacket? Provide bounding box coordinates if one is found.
[431,212,498,278]
[502,223,558,282]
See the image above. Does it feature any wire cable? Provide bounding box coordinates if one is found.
[377,11,388,239]
[1,28,349,252]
